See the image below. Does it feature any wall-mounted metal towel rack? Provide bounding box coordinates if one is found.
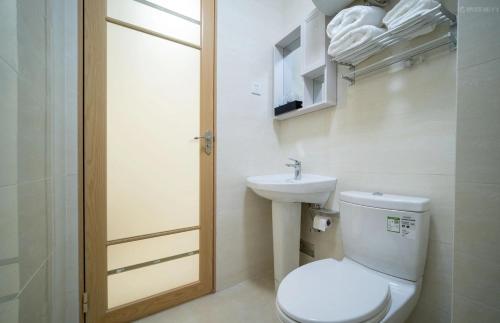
[341,31,456,83]
[331,4,457,84]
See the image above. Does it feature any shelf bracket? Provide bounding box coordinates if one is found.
[337,62,355,70]
[341,75,355,85]
[449,24,457,49]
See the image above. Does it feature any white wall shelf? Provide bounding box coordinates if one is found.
[273,9,337,121]
[274,101,334,120]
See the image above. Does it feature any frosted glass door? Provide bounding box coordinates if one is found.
[105,0,204,310]
[107,23,200,241]
[84,0,214,319]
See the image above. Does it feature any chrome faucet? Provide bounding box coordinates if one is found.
[286,158,302,180]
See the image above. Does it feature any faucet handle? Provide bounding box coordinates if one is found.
[288,157,301,165]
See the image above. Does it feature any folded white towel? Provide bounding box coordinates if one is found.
[328,25,385,57]
[383,0,440,29]
[327,5,386,43]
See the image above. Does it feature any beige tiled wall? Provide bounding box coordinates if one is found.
[0,0,51,321]
[0,0,20,317]
[49,0,80,321]
[215,0,288,290]
[0,0,79,321]
[454,1,500,321]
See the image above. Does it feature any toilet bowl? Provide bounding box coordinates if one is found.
[275,191,430,323]
[276,258,422,323]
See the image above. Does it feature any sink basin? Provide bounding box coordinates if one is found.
[246,173,337,288]
[246,173,337,205]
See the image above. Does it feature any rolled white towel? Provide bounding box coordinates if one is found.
[328,25,385,57]
[326,5,386,43]
[383,0,440,29]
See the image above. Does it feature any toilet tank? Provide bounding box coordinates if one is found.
[339,191,430,282]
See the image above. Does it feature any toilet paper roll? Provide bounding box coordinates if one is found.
[313,215,332,232]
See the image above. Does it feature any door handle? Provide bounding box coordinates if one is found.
[194,130,213,155]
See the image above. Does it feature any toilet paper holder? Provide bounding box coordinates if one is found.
[308,204,339,217]
[309,205,339,232]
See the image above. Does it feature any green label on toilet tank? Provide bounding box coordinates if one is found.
[387,216,400,233]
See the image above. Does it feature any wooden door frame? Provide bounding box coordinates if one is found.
[78,0,84,322]
[80,1,216,321]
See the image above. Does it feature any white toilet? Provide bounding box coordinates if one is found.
[276,191,431,323]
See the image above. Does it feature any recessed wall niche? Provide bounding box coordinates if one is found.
[273,9,337,120]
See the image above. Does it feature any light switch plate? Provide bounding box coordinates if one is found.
[251,82,262,96]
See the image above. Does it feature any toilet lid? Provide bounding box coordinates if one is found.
[277,258,391,323]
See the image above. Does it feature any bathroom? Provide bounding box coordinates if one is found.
[0,0,499,322]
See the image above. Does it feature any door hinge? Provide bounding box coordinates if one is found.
[82,292,88,314]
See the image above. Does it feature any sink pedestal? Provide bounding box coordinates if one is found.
[246,173,337,289]
[271,201,301,288]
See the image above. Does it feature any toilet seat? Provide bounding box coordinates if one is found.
[277,258,392,323]
[276,300,390,323]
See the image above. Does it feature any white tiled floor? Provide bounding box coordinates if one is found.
[136,274,280,323]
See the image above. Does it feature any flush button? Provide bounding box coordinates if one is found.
[373,192,384,196]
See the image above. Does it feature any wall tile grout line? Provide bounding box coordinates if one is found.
[0,257,19,266]
[0,55,18,74]
[0,293,18,305]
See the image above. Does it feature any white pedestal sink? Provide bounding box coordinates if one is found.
[246,174,336,287]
